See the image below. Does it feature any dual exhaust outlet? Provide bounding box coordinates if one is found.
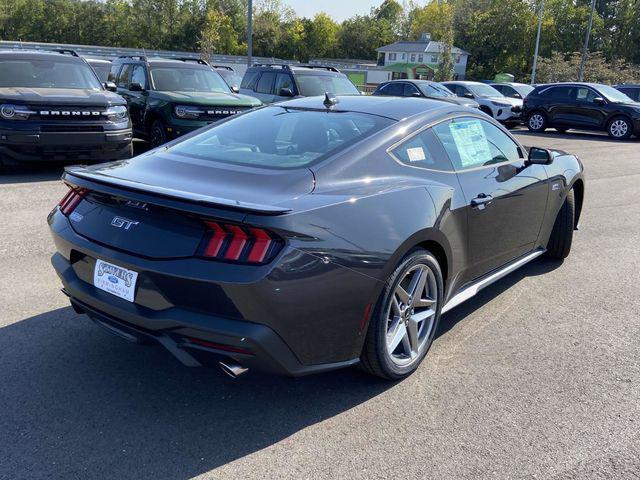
[218,360,248,378]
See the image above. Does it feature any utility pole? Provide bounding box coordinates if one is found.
[531,0,544,84]
[578,0,596,81]
[247,0,253,67]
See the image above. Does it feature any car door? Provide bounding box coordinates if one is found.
[254,72,277,103]
[127,65,148,131]
[432,116,549,281]
[568,86,607,128]
[543,85,574,126]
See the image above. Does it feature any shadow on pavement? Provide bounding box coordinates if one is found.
[0,257,561,479]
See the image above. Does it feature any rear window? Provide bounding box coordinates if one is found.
[296,74,360,96]
[168,106,394,169]
[0,59,102,89]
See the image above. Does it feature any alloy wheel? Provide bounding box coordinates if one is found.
[385,264,438,366]
[529,114,544,130]
[609,119,629,138]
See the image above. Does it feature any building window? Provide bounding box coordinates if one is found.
[456,55,461,64]
[410,54,416,62]
[388,53,396,61]
[402,53,406,60]
[418,54,423,63]
[430,55,438,63]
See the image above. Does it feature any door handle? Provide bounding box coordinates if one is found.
[471,194,493,210]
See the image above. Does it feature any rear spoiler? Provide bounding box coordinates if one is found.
[63,167,292,216]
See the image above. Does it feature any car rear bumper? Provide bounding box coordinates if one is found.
[0,126,132,163]
[49,209,381,376]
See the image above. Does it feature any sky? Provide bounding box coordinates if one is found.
[280,0,384,22]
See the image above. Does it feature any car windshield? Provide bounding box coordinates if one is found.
[217,70,243,88]
[419,83,455,98]
[596,85,634,103]
[513,84,534,96]
[0,59,102,89]
[168,106,394,169]
[150,67,230,92]
[467,83,504,98]
[90,64,111,82]
[296,74,360,96]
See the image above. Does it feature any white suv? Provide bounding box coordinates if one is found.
[441,81,522,126]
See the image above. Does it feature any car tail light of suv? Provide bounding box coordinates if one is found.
[198,221,282,265]
[58,187,88,216]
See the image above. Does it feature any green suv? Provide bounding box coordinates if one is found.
[108,56,261,147]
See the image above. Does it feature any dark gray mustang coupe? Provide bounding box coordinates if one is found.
[49,95,584,380]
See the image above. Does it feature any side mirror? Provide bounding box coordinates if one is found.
[279,87,295,97]
[463,92,474,99]
[230,85,240,93]
[527,147,553,165]
[129,82,143,92]
[411,91,422,97]
[593,96,606,105]
[513,93,522,99]
[104,81,117,92]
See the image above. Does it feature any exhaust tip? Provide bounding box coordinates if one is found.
[219,360,248,378]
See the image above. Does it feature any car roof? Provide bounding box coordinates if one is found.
[274,95,459,121]
[112,56,211,69]
[0,50,84,62]
[442,81,483,85]
[537,82,608,89]
[247,65,345,76]
[85,58,111,64]
[490,82,530,87]
[383,79,437,85]
[614,84,640,87]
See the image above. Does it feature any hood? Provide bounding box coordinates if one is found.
[0,87,125,106]
[152,90,261,107]
[65,148,314,214]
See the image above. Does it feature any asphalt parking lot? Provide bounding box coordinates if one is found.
[1,129,639,480]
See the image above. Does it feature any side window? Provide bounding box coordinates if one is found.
[390,128,453,171]
[256,72,276,94]
[241,71,259,90]
[455,85,470,97]
[108,64,119,83]
[117,64,133,88]
[433,117,522,171]
[574,87,597,103]
[274,73,295,95]
[492,85,504,94]
[403,83,420,96]
[547,86,572,100]
[504,86,518,97]
[384,82,404,96]
[130,65,147,89]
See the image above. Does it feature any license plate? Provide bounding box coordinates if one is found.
[93,259,138,302]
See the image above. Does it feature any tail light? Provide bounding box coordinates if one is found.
[198,221,282,265]
[58,187,88,216]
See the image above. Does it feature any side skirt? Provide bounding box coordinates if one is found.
[441,248,546,314]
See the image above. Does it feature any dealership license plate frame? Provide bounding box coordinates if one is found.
[93,259,138,302]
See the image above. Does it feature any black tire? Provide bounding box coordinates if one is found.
[607,116,632,140]
[527,111,547,132]
[360,249,443,380]
[546,189,575,259]
[149,119,168,148]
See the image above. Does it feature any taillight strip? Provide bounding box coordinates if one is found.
[59,187,88,216]
[247,228,272,263]
[224,225,248,260]
[203,222,227,257]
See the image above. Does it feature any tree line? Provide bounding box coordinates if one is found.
[1,0,639,82]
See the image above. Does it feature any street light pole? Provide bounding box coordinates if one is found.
[247,0,253,67]
[531,0,544,84]
[578,0,596,81]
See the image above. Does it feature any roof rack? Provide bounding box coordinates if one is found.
[212,65,234,71]
[298,65,340,72]
[172,57,209,65]
[117,55,147,61]
[252,63,292,70]
[50,48,80,57]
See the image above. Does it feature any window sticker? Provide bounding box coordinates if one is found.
[406,146,426,162]
[449,119,492,167]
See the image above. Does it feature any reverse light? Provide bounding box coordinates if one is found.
[58,187,88,216]
[199,221,281,264]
